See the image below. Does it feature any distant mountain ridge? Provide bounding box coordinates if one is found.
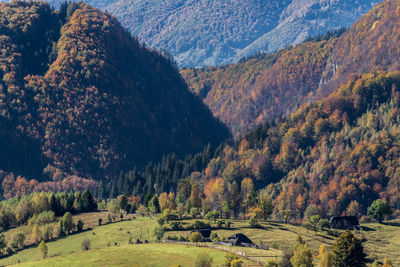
[183,0,400,137]
[8,0,381,67]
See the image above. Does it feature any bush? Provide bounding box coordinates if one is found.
[178,236,187,242]
[231,259,243,267]
[304,205,322,221]
[192,221,210,229]
[226,220,232,229]
[189,232,203,243]
[157,217,166,226]
[217,219,224,228]
[167,235,178,241]
[210,232,219,242]
[61,212,75,234]
[170,221,181,230]
[153,227,165,241]
[205,210,219,223]
[77,219,84,232]
[28,211,56,226]
[265,260,279,267]
[81,239,91,250]
[224,253,240,267]
[248,215,259,227]
[332,231,366,267]
[194,253,213,267]
[367,199,393,223]
[38,240,48,258]
[42,225,53,241]
[190,207,201,218]
[98,218,102,226]
[11,233,25,250]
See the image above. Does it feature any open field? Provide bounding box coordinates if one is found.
[14,243,255,267]
[0,215,157,266]
[1,214,399,266]
[167,219,400,265]
[3,211,136,248]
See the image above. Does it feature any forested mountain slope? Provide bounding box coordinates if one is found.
[15,0,380,67]
[0,1,229,189]
[183,0,400,137]
[126,71,400,219]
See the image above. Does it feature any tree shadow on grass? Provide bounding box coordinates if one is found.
[382,221,400,227]
[361,226,376,231]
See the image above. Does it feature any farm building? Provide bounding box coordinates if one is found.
[329,216,360,230]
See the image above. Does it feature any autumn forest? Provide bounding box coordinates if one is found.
[0,0,399,266]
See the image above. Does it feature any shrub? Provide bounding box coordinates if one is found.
[0,234,6,255]
[194,253,213,267]
[11,232,25,250]
[205,210,219,223]
[192,221,210,229]
[210,232,219,242]
[265,260,279,267]
[61,212,75,234]
[31,224,41,243]
[332,231,366,267]
[81,239,91,250]
[157,217,166,226]
[107,199,120,214]
[367,199,393,223]
[224,253,240,267]
[77,219,84,232]
[189,232,203,243]
[98,218,102,226]
[231,259,243,267]
[42,225,53,241]
[38,240,48,258]
[226,220,232,229]
[28,211,56,226]
[248,215,259,227]
[167,235,178,241]
[217,219,224,228]
[170,221,181,230]
[137,205,148,216]
[190,207,201,218]
[178,236,187,242]
[290,244,313,267]
[153,227,165,241]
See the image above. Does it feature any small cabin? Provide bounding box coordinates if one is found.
[227,233,254,246]
[329,216,360,230]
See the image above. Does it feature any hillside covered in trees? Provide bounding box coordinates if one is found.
[119,71,400,221]
[0,1,229,195]
[24,0,380,67]
[183,0,400,137]
[106,0,400,221]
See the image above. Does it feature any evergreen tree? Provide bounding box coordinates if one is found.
[38,240,48,258]
[332,231,366,267]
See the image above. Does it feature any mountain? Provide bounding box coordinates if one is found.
[182,36,338,137]
[183,0,400,137]
[111,0,400,219]
[0,1,229,185]
[18,0,381,67]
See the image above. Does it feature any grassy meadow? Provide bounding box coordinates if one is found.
[0,213,399,266]
[15,243,255,267]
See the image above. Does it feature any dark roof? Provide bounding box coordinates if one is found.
[329,216,360,230]
[228,233,253,245]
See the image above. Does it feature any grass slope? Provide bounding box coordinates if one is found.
[1,216,157,266]
[15,243,247,267]
[2,215,399,266]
